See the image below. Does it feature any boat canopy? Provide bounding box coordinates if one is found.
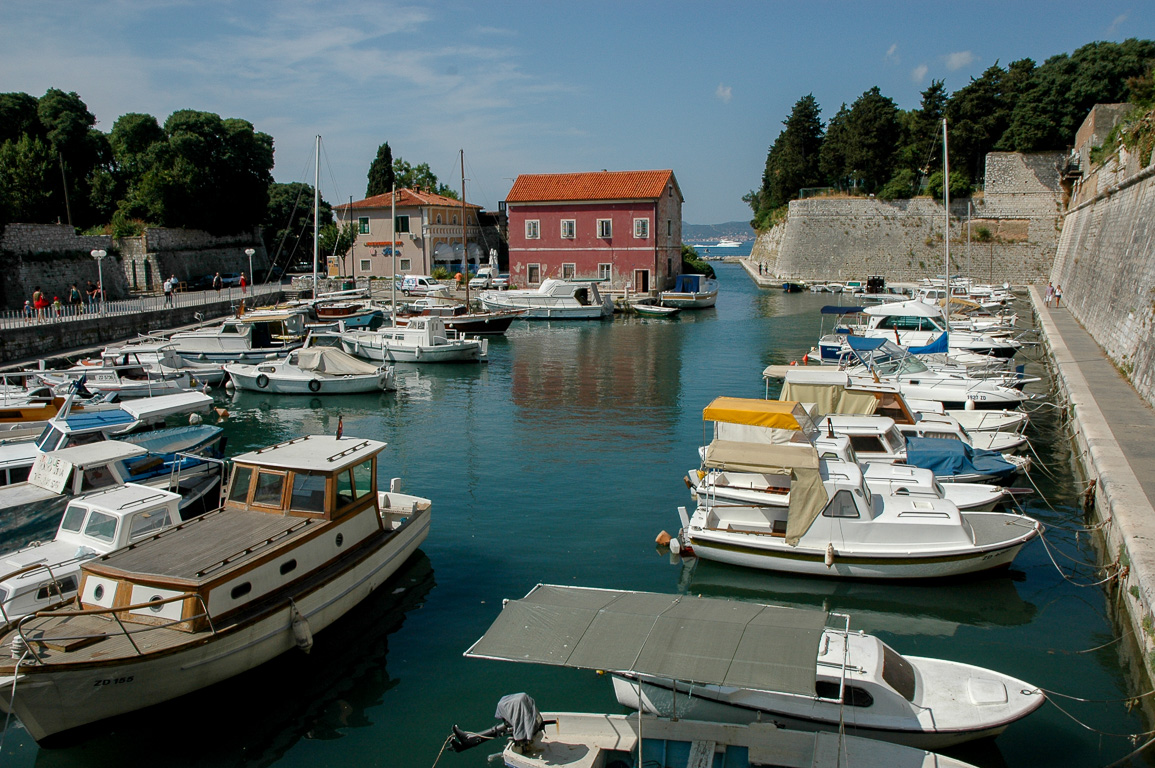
[294,347,381,376]
[844,336,887,351]
[672,273,704,292]
[820,305,866,314]
[703,398,811,430]
[464,584,828,697]
[908,333,948,355]
[863,300,942,317]
[905,436,1018,483]
[780,375,882,418]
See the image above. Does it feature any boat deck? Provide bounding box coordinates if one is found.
[11,611,197,666]
[964,512,1037,547]
[86,508,319,583]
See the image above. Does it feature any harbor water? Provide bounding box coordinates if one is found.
[1,262,1147,768]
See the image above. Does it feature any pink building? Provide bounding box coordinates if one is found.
[504,170,683,294]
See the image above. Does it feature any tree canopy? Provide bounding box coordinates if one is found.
[366,142,395,197]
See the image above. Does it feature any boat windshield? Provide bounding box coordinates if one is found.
[881,643,917,701]
[83,511,118,544]
[60,505,86,533]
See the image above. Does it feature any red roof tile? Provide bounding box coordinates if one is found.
[337,188,481,212]
[506,170,676,203]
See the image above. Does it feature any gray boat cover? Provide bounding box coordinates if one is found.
[295,347,380,376]
[495,693,540,742]
[465,585,827,697]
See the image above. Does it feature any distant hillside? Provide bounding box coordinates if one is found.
[682,221,755,242]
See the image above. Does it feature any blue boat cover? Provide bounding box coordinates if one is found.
[673,274,702,292]
[820,305,867,314]
[844,335,887,351]
[908,332,949,355]
[62,409,136,431]
[905,436,1017,483]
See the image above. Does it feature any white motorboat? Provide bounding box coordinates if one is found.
[457,584,1007,762]
[225,343,395,394]
[166,307,310,363]
[658,273,719,308]
[0,483,194,623]
[337,316,488,363]
[479,278,613,319]
[851,300,1022,358]
[35,364,196,399]
[97,341,228,387]
[676,399,1039,578]
[0,434,432,743]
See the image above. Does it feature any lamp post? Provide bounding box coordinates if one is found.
[245,248,255,289]
[90,249,106,315]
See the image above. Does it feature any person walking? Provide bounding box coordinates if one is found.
[68,283,82,315]
[213,272,222,293]
[31,286,47,322]
[1044,281,1054,308]
[85,279,97,310]
[163,275,174,307]
[51,296,63,319]
[1055,285,1063,308]
[240,272,247,295]
[22,301,33,324]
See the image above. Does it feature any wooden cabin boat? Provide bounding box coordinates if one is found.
[0,434,431,743]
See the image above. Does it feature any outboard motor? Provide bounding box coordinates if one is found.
[449,693,549,754]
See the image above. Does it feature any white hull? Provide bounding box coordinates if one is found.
[339,337,485,363]
[0,511,429,741]
[658,290,718,309]
[224,366,392,394]
[477,298,610,319]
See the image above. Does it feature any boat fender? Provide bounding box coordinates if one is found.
[825,543,835,568]
[669,537,681,555]
[414,346,422,359]
[289,599,314,653]
[256,374,270,389]
[224,378,235,391]
[198,354,208,361]
[308,379,322,392]
[189,412,203,425]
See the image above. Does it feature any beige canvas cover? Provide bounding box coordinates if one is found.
[702,440,829,546]
[295,347,380,376]
[780,380,880,417]
[464,585,828,697]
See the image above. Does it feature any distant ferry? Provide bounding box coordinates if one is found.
[695,239,742,248]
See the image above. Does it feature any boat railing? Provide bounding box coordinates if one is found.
[169,451,228,505]
[13,591,216,663]
[0,562,83,629]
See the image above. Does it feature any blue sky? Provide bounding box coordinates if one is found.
[3,1,1153,224]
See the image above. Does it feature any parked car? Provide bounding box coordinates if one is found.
[469,267,509,290]
[400,275,442,296]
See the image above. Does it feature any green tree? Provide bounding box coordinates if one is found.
[0,92,42,146]
[393,157,458,198]
[819,103,851,189]
[366,142,395,197]
[945,63,1016,181]
[753,94,824,225]
[0,134,56,224]
[842,87,901,193]
[263,181,335,270]
[896,80,948,180]
[319,221,358,276]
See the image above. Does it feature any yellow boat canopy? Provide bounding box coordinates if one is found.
[702,398,810,430]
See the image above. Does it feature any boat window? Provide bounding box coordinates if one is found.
[352,459,374,500]
[882,644,917,701]
[221,323,241,334]
[821,490,859,519]
[883,430,905,452]
[290,473,327,513]
[81,465,116,491]
[36,426,64,452]
[60,505,86,533]
[83,511,118,544]
[815,680,874,707]
[231,582,252,600]
[337,469,355,507]
[228,466,254,504]
[574,288,589,306]
[252,471,286,508]
[36,576,77,602]
[848,435,885,453]
[280,559,297,575]
[69,433,104,448]
[129,509,172,540]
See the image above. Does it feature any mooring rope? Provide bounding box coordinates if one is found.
[1044,692,1155,738]
[0,650,28,754]
[429,734,455,768]
[1100,734,1155,768]
[1036,529,1120,587]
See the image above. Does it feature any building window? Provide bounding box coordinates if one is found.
[526,220,540,239]
[395,215,410,233]
[400,258,411,271]
[561,219,576,239]
[598,263,612,281]
[452,214,458,225]
[360,259,371,272]
[358,217,370,235]
[597,219,612,238]
[436,214,442,224]
[634,218,649,239]
[527,263,541,284]
[562,263,576,279]
[667,220,672,236]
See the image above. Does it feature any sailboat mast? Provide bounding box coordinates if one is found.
[313,135,320,297]
[462,149,468,307]
[391,183,397,327]
[941,118,951,325]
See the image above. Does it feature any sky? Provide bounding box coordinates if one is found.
[3,1,1154,225]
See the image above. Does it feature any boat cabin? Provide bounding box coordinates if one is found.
[76,436,390,633]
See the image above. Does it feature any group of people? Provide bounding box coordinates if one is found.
[1045,282,1064,308]
[25,281,102,322]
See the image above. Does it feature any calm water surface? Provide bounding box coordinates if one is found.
[2,263,1147,767]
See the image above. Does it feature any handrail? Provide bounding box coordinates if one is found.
[0,561,78,627]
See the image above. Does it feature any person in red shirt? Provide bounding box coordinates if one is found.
[240,272,247,294]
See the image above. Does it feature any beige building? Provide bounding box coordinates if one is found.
[333,189,484,278]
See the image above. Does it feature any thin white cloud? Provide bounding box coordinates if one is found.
[944,51,976,71]
[1107,13,1128,35]
[715,83,732,104]
[911,64,928,83]
[886,43,899,63]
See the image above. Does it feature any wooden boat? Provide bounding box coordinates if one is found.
[0,434,431,743]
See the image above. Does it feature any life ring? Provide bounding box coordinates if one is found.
[256,374,269,389]
[308,379,322,392]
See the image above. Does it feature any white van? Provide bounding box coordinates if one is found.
[400,275,442,296]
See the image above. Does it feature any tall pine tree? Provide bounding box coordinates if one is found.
[754,94,824,224]
[366,142,395,197]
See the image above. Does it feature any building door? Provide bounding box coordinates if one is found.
[633,269,650,293]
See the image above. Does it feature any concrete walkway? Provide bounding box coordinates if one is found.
[1031,285,1155,667]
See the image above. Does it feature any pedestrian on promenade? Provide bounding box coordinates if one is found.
[93,282,103,308]
[31,286,47,321]
[240,272,247,295]
[1044,282,1054,307]
[163,276,174,307]
[52,296,63,318]
[85,280,97,310]
[22,301,33,324]
[213,272,222,293]
[68,283,82,314]
[1055,285,1063,308]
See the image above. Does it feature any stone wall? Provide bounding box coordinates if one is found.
[752,151,1063,285]
[1051,144,1155,408]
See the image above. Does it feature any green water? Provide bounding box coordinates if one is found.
[2,263,1147,767]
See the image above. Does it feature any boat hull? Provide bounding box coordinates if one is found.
[658,290,718,309]
[224,367,393,394]
[477,299,610,319]
[0,509,430,742]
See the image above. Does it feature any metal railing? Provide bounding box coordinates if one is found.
[0,283,284,332]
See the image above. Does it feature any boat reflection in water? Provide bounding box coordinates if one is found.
[678,557,1037,638]
[32,554,435,768]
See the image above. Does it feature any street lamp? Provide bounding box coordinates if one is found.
[245,248,255,289]
[90,249,107,315]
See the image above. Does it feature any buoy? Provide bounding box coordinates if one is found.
[655,530,672,547]
[802,353,809,364]
[825,543,835,568]
[289,600,314,654]
[189,412,202,425]
[790,360,797,366]
[214,407,230,421]
[225,379,235,391]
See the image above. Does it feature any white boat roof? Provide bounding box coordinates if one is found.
[120,391,213,420]
[863,300,944,318]
[68,482,180,514]
[823,415,898,434]
[104,341,178,354]
[464,584,828,697]
[231,435,386,473]
[43,441,148,465]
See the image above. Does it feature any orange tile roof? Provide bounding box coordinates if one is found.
[337,188,481,212]
[506,170,676,203]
